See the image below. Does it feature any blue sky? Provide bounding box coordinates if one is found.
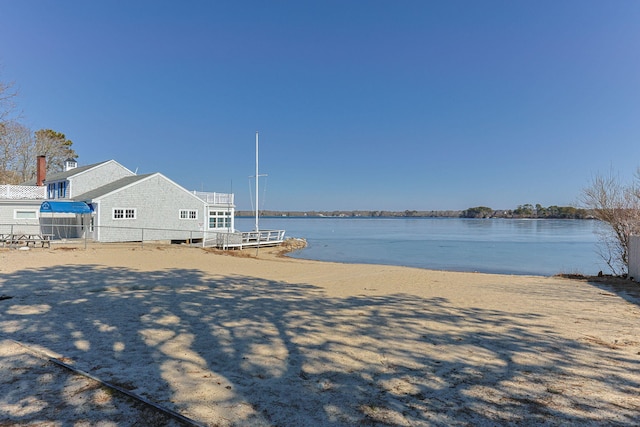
[2,1,639,211]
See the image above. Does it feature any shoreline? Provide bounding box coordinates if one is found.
[237,217,604,277]
[1,242,639,426]
[285,246,599,279]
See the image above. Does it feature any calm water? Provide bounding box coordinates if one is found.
[235,217,607,276]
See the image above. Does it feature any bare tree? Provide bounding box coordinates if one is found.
[581,171,640,275]
[0,120,34,183]
[0,125,77,184]
[0,77,18,124]
[0,73,78,183]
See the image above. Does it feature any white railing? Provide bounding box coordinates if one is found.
[241,229,286,246]
[204,229,286,249]
[192,191,234,205]
[0,185,46,199]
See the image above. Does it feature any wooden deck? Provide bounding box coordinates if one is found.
[205,229,286,249]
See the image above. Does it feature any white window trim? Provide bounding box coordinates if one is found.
[113,208,137,220]
[208,210,232,229]
[14,209,38,220]
[179,209,198,220]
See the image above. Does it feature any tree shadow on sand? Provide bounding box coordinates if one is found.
[1,264,639,426]
[561,274,640,308]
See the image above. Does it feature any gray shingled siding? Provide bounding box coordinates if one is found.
[68,161,134,198]
[94,174,207,242]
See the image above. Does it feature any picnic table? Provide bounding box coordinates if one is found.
[0,233,53,248]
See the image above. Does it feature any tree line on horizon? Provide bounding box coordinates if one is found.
[238,204,590,219]
[460,204,588,219]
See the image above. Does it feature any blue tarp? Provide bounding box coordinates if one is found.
[40,201,93,214]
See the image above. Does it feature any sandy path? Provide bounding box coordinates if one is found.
[1,243,639,426]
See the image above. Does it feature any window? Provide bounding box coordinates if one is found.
[57,181,67,198]
[113,208,136,220]
[209,210,231,229]
[48,181,68,198]
[14,210,38,220]
[180,210,198,220]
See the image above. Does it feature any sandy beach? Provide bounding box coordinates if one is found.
[1,242,639,426]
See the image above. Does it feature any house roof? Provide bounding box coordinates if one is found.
[45,161,111,182]
[21,160,110,185]
[73,174,155,201]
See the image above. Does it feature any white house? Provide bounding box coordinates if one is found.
[1,158,235,243]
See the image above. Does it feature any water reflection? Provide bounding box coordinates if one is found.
[236,217,606,276]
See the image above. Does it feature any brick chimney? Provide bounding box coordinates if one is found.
[36,155,46,186]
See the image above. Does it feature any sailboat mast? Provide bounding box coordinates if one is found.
[255,131,259,232]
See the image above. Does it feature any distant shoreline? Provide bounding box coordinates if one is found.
[236,207,593,220]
